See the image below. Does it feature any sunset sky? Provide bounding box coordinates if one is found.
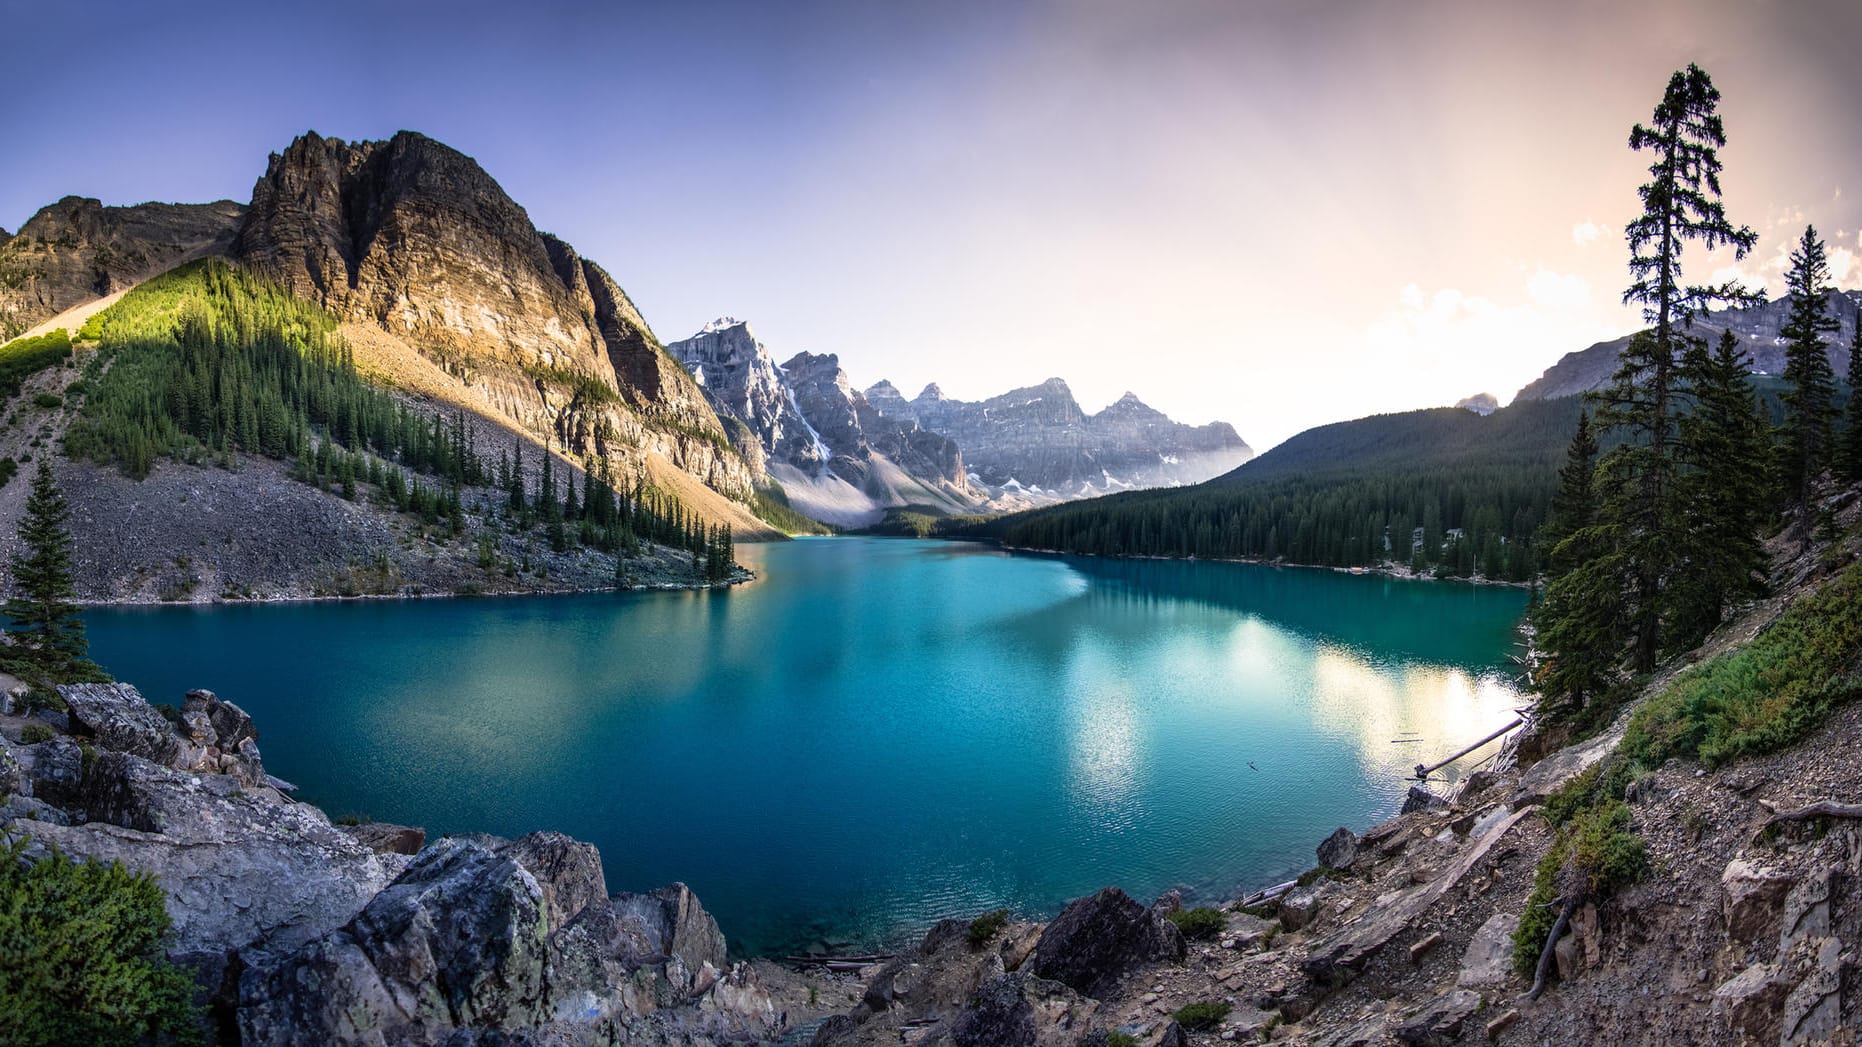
[5,0,1860,448]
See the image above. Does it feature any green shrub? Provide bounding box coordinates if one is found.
[1512,799,1646,977]
[1625,559,1862,768]
[967,908,1010,947]
[0,835,204,1044]
[31,392,61,410]
[19,723,54,744]
[1105,1033,1140,1047]
[1567,801,1647,894]
[1170,1001,1230,1031]
[1165,906,1226,940]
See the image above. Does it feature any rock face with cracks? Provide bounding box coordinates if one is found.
[0,681,793,1046]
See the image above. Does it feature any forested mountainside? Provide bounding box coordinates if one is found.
[0,259,742,601]
[991,395,1584,581]
[1,131,779,554]
[230,131,767,534]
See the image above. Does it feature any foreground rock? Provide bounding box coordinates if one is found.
[0,682,805,1045]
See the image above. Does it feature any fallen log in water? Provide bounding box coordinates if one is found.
[1412,716,1525,780]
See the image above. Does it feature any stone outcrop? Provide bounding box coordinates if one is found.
[0,196,244,339]
[231,131,760,506]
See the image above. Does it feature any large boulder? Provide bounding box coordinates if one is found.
[1028,887,1185,998]
[1317,826,1360,870]
[1721,858,1795,943]
[1394,988,1482,1045]
[243,835,773,1045]
[239,837,555,1044]
[1457,912,1519,989]
[340,821,427,856]
[17,750,398,971]
[948,972,1099,1047]
[13,736,84,808]
[495,831,606,927]
[61,683,200,769]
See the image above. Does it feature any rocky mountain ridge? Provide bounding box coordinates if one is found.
[4,131,776,542]
[1516,289,1862,402]
[891,377,1254,500]
[669,318,1253,524]
[0,196,246,340]
[668,319,975,526]
[231,131,765,528]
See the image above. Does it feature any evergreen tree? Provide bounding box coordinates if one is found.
[539,454,559,521]
[1532,412,1621,719]
[1778,224,1841,508]
[1591,64,1756,671]
[1847,323,1862,482]
[1538,411,1598,573]
[1670,330,1770,646]
[4,463,92,677]
[509,441,526,512]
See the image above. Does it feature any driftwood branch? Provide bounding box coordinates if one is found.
[1413,717,1525,780]
[1524,897,1577,1002]
[1763,801,1862,831]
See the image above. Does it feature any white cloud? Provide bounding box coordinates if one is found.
[1527,268,1591,309]
[1361,268,1622,408]
[1571,221,1601,245]
[1830,246,1857,285]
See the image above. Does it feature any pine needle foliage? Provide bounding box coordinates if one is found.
[0,835,204,1046]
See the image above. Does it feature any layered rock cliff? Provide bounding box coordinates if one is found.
[1516,290,1862,402]
[0,196,245,339]
[231,131,762,517]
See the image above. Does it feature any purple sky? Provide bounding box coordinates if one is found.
[6,0,1861,448]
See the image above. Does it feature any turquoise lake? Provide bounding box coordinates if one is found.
[84,538,1530,956]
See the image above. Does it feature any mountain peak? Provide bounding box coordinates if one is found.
[916,382,947,403]
[700,317,748,334]
[1454,393,1499,416]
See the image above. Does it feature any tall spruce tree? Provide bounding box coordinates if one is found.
[1591,63,1756,671]
[1778,224,1841,508]
[1533,413,1623,720]
[1538,411,1598,573]
[5,463,92,677]
[1670,329,1770,646]
[1847,323,1862,482]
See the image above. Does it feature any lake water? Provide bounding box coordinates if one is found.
[84,538,1529,956]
